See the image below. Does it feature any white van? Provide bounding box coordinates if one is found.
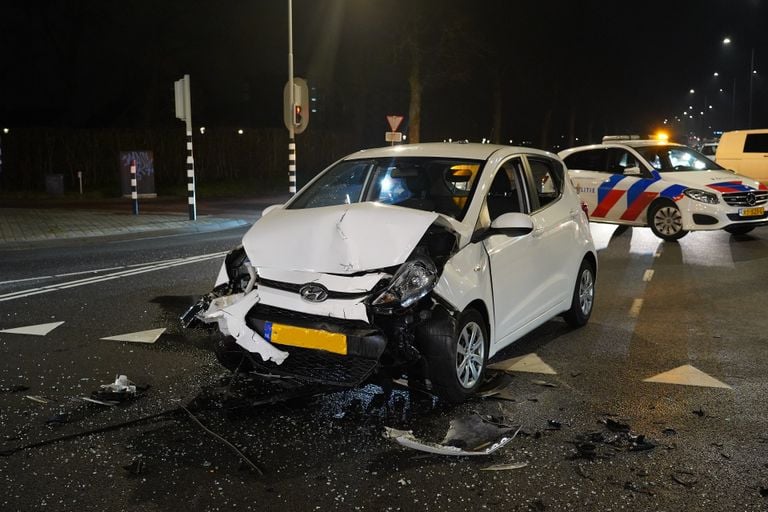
[716,129,768,184]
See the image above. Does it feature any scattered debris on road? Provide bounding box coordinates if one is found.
[384,414,522,456]
[1,384,30,393]
[531,379,558,388]
[24,395,53,404]
[569,417,656,459]
[93,374,140,402]
[481,462,528,471]
[671,470,698,488]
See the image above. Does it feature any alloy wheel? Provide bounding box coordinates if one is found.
[653,206,683,236]
[456,321,485,389]
[578,268,594,316]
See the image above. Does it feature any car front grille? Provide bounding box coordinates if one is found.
[249,347,379,387]
[722,191,768,207]
[257,278,371,300]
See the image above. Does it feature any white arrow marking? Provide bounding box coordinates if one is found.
[643,364,731,389]
[0,321,65,336]
[101,328,166,344]
[488,353,557,375]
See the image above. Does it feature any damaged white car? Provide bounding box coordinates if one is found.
[183,143,597,402]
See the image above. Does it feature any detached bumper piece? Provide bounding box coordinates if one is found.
[246,303,387,387]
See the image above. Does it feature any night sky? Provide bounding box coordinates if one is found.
[0,0,766,148]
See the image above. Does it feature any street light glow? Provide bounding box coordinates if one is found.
[713,72,719,77]
[723,37,731,44]
[689,89,695,94]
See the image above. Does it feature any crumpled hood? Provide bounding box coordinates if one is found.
[660,170,764,191]
[243,202,440,274]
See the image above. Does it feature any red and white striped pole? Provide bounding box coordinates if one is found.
[130,159,139,215]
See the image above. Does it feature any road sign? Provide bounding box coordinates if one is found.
[386,115,404,132]
[385,132,403,143]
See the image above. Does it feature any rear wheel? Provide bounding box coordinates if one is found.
[428,309,488,403]
[724,224,755,235]
[563,259,595,327]
[648,201,688,241]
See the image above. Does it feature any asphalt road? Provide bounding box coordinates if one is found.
[1,223,768,511]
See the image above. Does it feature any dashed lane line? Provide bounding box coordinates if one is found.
[642,269,655,282]
[629,298,644,318]
[0,251,226,303]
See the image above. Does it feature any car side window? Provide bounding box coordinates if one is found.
[563,149,606,172]
[478,158,527,228]
[527,157,563,210]
[606,149,638,174]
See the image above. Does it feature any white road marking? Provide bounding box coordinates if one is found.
[488,353,557,375]
[643,364,731,389]
[101,327,166,344]
[0,321,65,336]
[642,269,655,282]
[629,298,643,317]
[0,252,226,303]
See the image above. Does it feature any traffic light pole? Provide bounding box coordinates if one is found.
[287,0,297,195]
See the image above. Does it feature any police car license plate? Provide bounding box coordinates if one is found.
[739,207,764,217]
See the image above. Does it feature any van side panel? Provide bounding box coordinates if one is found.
[716,129,768,184]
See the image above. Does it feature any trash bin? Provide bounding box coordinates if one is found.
[45,174,64,195]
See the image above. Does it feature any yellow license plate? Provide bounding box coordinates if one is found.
[265,322,347,355]
[739,207,764,217]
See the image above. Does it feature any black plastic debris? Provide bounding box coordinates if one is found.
[692,408,706,417]
[603,418,631,433]
[671,470,698,488]
[547,420,562,431]
[760,487,768,498]
[662,428,678,436]
[1,384,30,394]
[123,459,144,476]
[45,413,69,427]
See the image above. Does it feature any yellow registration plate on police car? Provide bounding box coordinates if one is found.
[739,207,764,217]
[264,321,347,355]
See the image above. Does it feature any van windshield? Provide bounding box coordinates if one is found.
[635,145,724,172]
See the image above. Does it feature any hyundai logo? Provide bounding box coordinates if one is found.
[746,192,757,206]
[299,283,329,303]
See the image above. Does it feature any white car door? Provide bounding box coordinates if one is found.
[481,156,549,348]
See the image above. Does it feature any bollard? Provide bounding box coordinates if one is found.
[130,159,139,215]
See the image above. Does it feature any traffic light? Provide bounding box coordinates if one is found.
[283,77,309,134]
[294,105,303,127]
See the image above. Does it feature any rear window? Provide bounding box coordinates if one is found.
[563,150,605,171]
[744,133,768,153]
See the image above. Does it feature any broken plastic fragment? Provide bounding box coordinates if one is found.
[24,395,51,404]
[480,462,528,471]
[384,415,521,456]
[92,375,138,402]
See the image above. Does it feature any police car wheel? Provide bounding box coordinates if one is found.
[648,201,687,241]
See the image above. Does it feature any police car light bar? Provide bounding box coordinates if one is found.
[602,135,641,142]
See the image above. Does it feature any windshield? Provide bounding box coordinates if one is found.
[635,145,724,172]
[287,157,484,220]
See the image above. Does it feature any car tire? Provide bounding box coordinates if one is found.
[563,258,596,328]
[426,308,488,403]
[648,200,688,241]
[724,225,755,235]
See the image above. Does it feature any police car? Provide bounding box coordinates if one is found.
[559,136,768,240]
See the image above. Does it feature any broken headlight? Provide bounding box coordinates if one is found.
[372,257,437,309]
[224,246,256,293]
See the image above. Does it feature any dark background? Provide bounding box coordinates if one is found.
[0,0,765,193]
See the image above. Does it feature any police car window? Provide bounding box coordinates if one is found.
[528,157,562,209]
[606,149,637,174]
[635,146,723,172]
[563,150,606,172]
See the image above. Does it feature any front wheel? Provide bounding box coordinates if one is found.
[563,259,595,327]
[648,201,688,241]
[428,309,488,403]
[724,224,755,235]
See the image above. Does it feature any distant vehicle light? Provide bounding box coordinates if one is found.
[655,132,669,141]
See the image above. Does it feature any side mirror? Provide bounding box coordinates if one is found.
[474,212,534,241]
[623,166,642,176]
[261,204,283,217]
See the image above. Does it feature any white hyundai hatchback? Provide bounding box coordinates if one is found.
[184,143,596,402]
[560,137,768,240]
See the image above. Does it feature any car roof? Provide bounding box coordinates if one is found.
[343,142,557,161]
[559,141,684,158]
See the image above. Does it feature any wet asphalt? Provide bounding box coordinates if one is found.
[1,223,768,511]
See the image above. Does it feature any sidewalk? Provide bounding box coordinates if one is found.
[0,195,290,246]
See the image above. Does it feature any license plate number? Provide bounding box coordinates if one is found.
[739,206,764,217]
[264,322,347,355]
